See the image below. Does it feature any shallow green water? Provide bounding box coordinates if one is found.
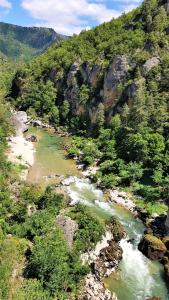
[26,128,79,184]
[26,128,169,300]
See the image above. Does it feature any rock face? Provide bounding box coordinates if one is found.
[80,62,102,87]
[82,219,125,281]
[11,111,28,135]
[138,234,167,261]
[56,215,78,249]
[78,221,125,300]
[141,57,160,77]
[93,240,123,280]
[79,230,120,300]
[103,55,135,109]
[77,273,118,300]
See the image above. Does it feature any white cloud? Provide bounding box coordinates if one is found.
[21,0,119,35]
[21,0,141,35]
[0,0,11,9]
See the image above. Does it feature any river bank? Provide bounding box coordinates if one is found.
[7,115,169,299]
[74,162,169,294]
[7,111,35,180]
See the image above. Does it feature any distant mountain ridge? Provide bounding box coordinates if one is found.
[0,22,66,61]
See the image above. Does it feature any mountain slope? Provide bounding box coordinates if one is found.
[0,22,66,61]
[10,0,169,125]
[10,0,169,205]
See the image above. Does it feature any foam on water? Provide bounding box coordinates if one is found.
[67,177,169,300]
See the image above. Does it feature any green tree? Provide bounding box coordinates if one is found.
[60,100,70,122]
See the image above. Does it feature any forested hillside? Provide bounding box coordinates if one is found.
[1,0,169,298]
[0,22,66,61]
[9,0,169,212]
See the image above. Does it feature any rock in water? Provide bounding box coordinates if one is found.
[26,135,38,142]
[107,216,126,242]
[138,234,167,261]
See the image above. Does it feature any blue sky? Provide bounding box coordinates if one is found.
[0,0,142,35]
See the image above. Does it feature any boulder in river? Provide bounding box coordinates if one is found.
[93,240,123,280]
[107,216,126,242]
[26,135,38,142]
[138,234,167,261]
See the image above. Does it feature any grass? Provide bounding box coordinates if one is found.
[134,197,168,216]
[119,186,168,216]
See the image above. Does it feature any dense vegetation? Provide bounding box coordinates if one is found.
[0,22,66,61]
[0,55,104,300]
[9,0,169,213]
[1,0,169,298]
[0,176,104,299]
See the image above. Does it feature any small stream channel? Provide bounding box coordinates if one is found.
[26,128,169,300]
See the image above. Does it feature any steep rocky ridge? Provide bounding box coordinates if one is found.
[9,0,169,131]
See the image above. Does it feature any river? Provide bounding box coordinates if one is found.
[26,128,169,300]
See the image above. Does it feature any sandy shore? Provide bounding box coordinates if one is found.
[7,134,35,180]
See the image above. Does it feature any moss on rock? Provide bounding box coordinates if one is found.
[138,234,167,261]
[107,217,125,242]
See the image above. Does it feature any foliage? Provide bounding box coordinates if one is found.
[68,205,104,252]
[0,22,65,61]
[25,228,88,298]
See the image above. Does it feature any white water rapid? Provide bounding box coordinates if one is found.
[67,177,169,300]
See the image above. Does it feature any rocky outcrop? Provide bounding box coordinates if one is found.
[80,62,102,87]
[141,57,160,77]
[56,215,78,249]
[107,216,125,242]
[146,215,167,238]
[103,55,135,109]
[109,190,136,213]
[26,135,38,142]
[78,220,124,300]
[11,111,28,135]
[126,78,145,99]
[137,207,150,223]
[138,234,167,261]
[92,240,123,280]
[81,218,125,281]
[31,119,52,129]
[77,273,118,300]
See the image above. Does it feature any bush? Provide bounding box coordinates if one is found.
[68,205,105,252]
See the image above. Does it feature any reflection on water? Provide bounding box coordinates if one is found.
[26,128,80,185]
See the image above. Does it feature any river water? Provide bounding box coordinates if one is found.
[27,128,169,300]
